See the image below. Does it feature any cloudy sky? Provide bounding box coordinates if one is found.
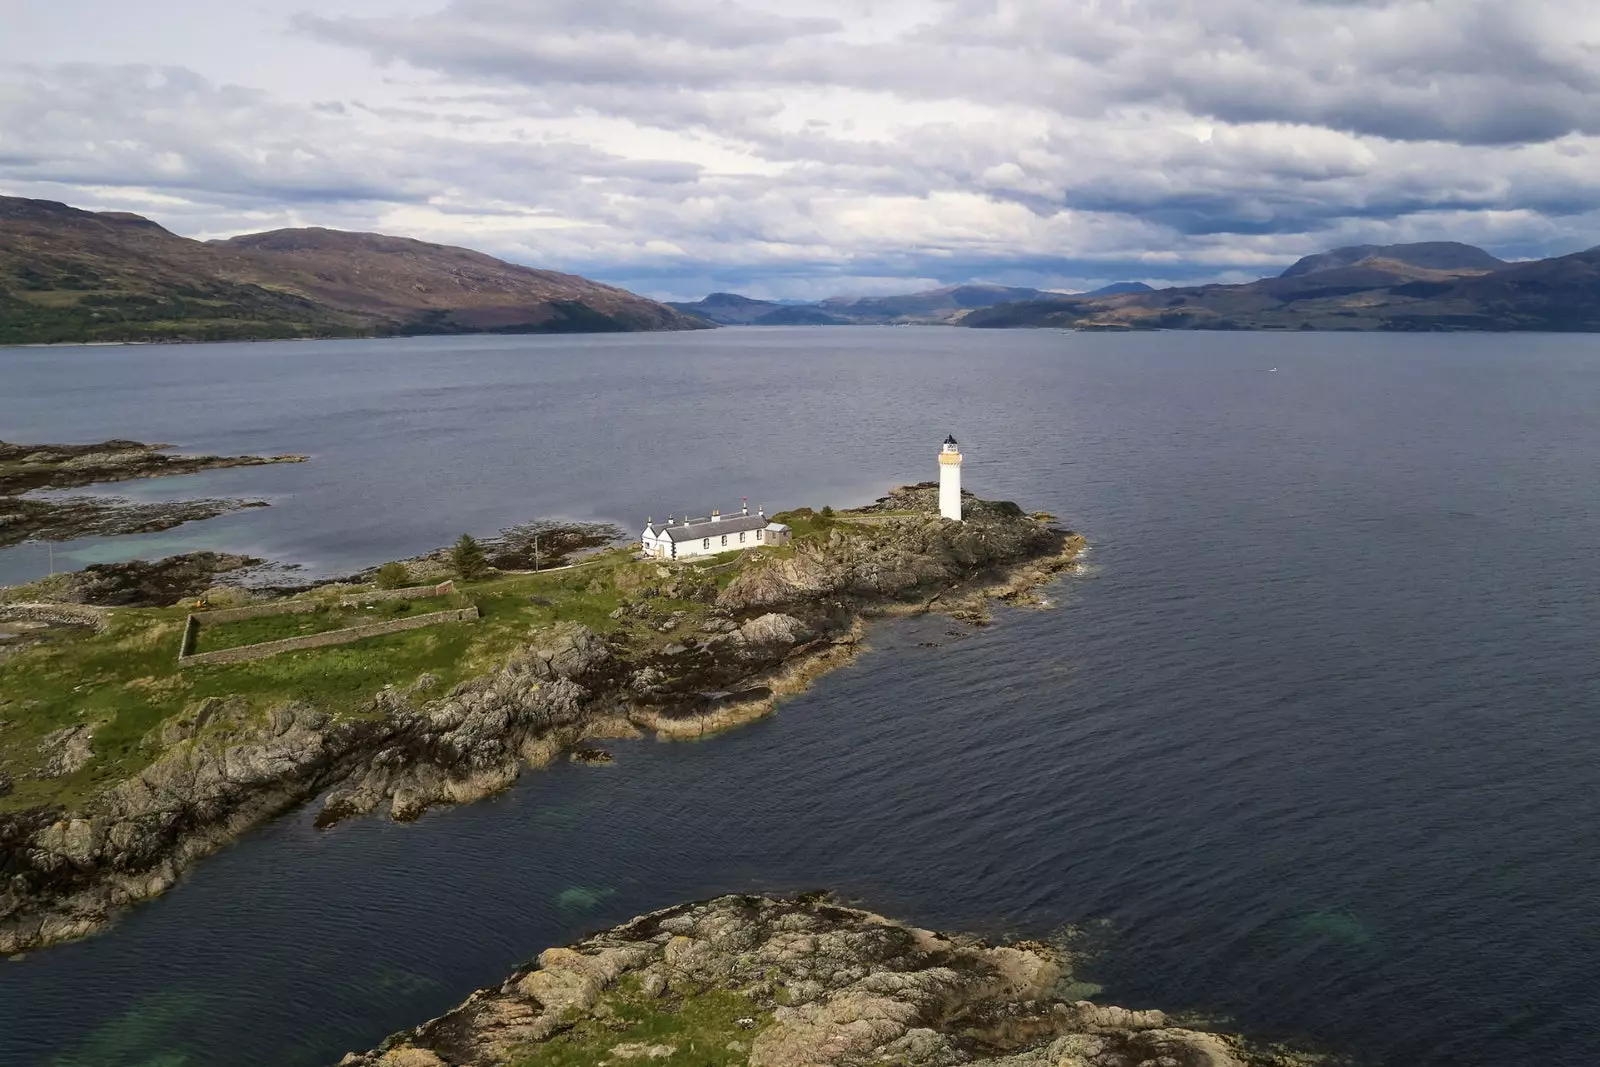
[5,1,1600,300]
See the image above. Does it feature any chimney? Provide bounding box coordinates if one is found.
[666,514,674,527]
[742,496,749,516]
[711,508,721,521]
[759,504,765,519]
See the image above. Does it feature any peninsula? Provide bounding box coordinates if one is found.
[0,438,306,547]
[338,893,1316,1067]
[0,484,1084,954]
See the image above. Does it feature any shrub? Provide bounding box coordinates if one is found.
[820,505,835,518]
[451,534,489,581]
[375,562,411,589]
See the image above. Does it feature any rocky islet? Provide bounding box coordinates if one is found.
[338,893,1317,1067]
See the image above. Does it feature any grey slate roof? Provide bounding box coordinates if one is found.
[648,513,772,543]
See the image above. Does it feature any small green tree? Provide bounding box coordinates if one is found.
[375,561,411,589]
[820,505,835,518]
[451,534,489,581]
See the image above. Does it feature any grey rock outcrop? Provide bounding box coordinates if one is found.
[37,725,95,778]
[337,895,1305,1067]
[1,649,609,954]
[522,621,610,681]
[718,500,1057,613]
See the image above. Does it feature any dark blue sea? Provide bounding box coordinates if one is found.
[2,328,1598,1066]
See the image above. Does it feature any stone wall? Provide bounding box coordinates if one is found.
[178,615,200,659]
[194,580,456,625]
[199,600,318,625]
[336,580,455,606]
[178,605,481,668]
[0,602,110,633]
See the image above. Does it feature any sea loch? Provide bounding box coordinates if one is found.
[2,327,1599,1067]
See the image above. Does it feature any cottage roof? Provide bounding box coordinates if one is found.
[647,513,772,543]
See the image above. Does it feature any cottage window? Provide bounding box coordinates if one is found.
[756,529,763,541]
[703,538,710,549]
[739,532,746,543]
[721,535,728,546]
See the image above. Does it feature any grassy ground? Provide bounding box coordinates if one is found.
[511,975,771,1067]
[190,594,462,653]
[0,525,855,815]
[0,550,648,815]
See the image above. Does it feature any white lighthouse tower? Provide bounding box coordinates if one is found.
[939,434,963,521]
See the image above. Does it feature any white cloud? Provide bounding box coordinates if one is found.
[4,0,1600,299]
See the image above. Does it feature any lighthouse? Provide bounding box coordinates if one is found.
[939,435,963,521]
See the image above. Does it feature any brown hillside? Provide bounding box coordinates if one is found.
[0,196,707,344]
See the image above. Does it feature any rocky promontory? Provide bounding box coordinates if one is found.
[0,438,306,546]
[338,894,1314,1067]
[0,487,1084,954]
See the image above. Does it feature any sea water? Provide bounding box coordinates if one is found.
[2,328,1598,1066]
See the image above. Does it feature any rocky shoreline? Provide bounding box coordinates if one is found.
[1,487,1083,955]
[337,893,1317,1067]
[0,438,305,546]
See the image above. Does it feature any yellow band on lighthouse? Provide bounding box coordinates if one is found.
[939,451,963,465]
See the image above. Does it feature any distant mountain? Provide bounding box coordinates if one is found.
[0,196,708,344]
[962,243,1600,332]
[667,292,789,325]
[670,283,1048,325]
[1280,242,1507,278]
[1080,282,1155,296]
[750,305,854,326]
[819,284,1050,323]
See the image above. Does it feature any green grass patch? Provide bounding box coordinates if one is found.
[0,554,642,814]
[511,976,770,1067]
[771,508,834,539]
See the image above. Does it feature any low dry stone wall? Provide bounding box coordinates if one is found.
[195,580,456,625]
[199,600,317,625]
[178,604,479,667]
[0,602,110,633]
[336,580,455,606]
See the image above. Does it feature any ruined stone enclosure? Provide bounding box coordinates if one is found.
[177,581,480,667]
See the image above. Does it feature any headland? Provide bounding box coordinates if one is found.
[0,483,1084,954]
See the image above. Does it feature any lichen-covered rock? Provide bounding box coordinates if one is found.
[36,725,96,778]
[717,498,1059,612]
[1,659,596,954]
[336,895,1304,1067]
[522,621,610,681]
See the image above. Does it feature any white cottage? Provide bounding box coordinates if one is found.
[641,500,792,559]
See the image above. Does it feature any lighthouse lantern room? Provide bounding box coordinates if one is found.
[939,435,963,521]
